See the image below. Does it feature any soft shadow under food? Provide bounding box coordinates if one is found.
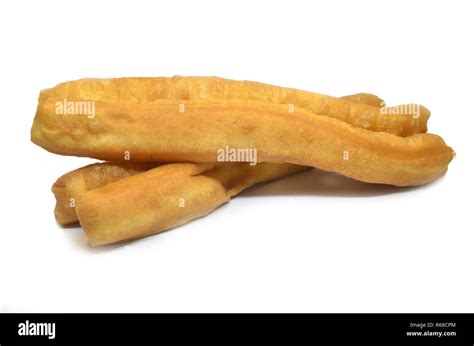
[241,168,437,198]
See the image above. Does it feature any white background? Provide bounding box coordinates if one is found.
[0,0,472,312]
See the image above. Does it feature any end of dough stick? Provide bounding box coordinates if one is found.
[76,163,223,246]
[52,162,160,225]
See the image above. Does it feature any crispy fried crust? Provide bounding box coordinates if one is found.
[33,98,453,186]
[75,162,308,246]
[340,93,385,107]
[34,76,427,135]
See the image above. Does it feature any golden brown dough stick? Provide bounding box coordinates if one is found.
[75,162,308,246]
[32,99,453,186]
[52,162,160,225]
[340,93,385,107]
[34,76,428,135]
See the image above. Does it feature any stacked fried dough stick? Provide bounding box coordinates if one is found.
[31,76,454,246]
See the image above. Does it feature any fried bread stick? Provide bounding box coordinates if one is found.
[33,99,453,186]
[75,162,308,246]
